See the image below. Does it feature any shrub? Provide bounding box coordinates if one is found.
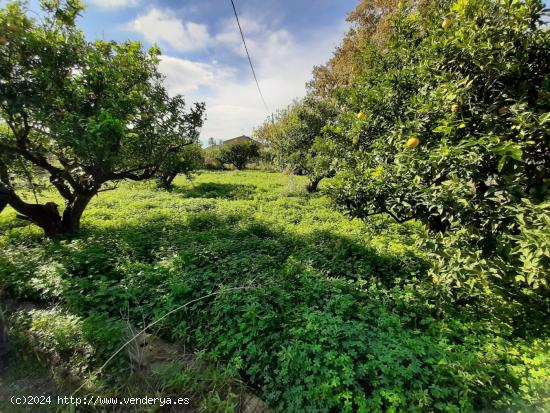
[217,141,260,170]
[203,146,225,170]
[156,143,205,189]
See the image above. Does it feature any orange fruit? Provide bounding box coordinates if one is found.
[442,18,453,29]
[0,35,8,46]
[451,103,460,113]
[356,111,367,121]
[405,136,420,148]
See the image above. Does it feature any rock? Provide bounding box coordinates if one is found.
[239,393,270,413]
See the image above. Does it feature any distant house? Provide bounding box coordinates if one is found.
[223,135,256,146]
[222,135,268,150]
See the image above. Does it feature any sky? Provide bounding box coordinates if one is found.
[45,0,358,143]
[20,0,550,144]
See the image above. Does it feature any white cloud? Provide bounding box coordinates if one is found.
[215,16,263,47]
[124,8,211,52]
[89,0,139,9]
[154,15,347,142]
[159,55,234,95]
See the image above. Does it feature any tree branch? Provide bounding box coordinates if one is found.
[384,209,414,224]
[5,114,79,190]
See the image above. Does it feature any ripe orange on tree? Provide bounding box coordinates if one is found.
[442,18,453,29]
[405,136,420,148]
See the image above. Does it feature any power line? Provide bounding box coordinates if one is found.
[230,0,270,114]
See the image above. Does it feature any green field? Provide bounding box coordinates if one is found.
[1,171,548,412]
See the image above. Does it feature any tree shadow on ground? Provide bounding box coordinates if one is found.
[1,208,426,316]
[0,210,544,412]
[170,182,257,200]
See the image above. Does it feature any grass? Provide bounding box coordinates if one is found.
[0,356,64,413]
[0,171,548,412]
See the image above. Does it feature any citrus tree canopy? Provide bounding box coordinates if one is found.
[326,0,550,291]
[218,141,260,170]
[254,97,339,192]
[0,0,205,236]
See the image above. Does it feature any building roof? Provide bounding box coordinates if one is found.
[223,135,254,145]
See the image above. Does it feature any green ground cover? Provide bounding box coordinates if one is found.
[1,171,548,412]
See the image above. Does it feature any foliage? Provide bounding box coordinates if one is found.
[203,146,225,170]
[0,0,204,236]
[254,97,339,191]
[156,143,205,189]
[307,0,404,97]
[11,308,95,376]
[508,200,550,289]
[216,141,260,170]
[5,307,247,412]
[257,147,276,170]
[325,0,550,296]
[1,171,548,412]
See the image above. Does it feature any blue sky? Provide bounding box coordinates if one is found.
[55,0,358,142]
[19,0,550,142]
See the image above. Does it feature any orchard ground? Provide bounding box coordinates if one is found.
[0,171,548,412]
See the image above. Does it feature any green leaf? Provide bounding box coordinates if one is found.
[539,112,550,125]
[498,156,507,172]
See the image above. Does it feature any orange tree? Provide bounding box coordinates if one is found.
[156,142,204,190]
[254,97,339,192]
[308,0,410,98]
[0,0,204,236]
[325,0,549,300]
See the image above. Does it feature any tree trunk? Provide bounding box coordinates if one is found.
[61,194,93,234]
[306,169,336,193]
[0,307,8,371]
[306,176,323,193]
[7,190,93,237]
[157,174,176,190]
[0,184,8,213]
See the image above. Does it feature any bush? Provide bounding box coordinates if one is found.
[203,146,225,170]
[156,143,204,189]
[217,141,260,170]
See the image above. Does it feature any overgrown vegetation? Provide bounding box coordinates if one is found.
[1,171,549,412]
[1,0,549,411]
